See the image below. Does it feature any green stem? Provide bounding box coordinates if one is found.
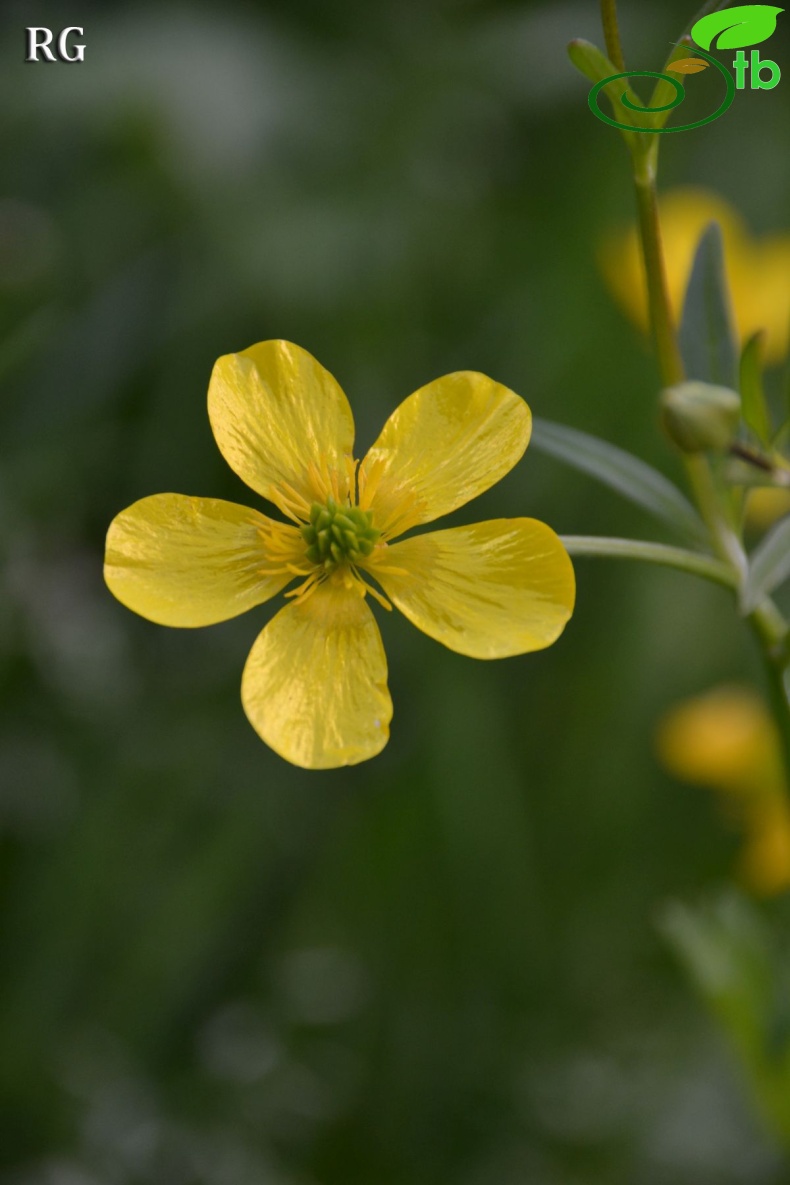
[562,535,736,588]
[684,453,747,577]
[600,0,626,72]
[632,156,684,386]
[626,111,790,793]
[751,614,790,782]
[686,453,790,775]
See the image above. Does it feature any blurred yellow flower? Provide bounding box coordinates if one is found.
[657,685,790,895]
[745,487,790,534]
[600,187,790,365]
[105,340,575,769]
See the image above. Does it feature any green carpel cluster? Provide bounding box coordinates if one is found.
[301,497,380,572]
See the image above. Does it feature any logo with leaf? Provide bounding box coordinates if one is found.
[584,3,783,134]
[691,4,783,50]
[668,57,711,74]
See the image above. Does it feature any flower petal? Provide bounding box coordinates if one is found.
[208,340,356,519]
[358,372,531,539]
[105,494,301,627]
[656,685,781,794]
[241,579,392,769]
[369,519,575,658]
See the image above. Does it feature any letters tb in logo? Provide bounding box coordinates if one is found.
[25,27,85,63]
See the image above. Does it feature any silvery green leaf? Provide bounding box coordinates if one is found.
[679,221,738,389]
[531,418,707,545]
[659,893,773,1053]
[741,513,790,612]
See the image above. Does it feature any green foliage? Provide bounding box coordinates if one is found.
[567,38,650,150]
[531,418,708,544]
[742,515,790,612]
[679,222,739,389]
[661,892,790,1143]
[740,331,772,445]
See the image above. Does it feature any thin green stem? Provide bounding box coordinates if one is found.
[600,0,626,72]
[561,536,736,589]
[686,455,790,768]
[625,101,790,794]
[751,615,790,781]
[632,158,684,387]
[683,454,747,577]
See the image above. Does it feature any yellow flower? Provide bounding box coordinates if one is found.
[657,686,790,896]
[105,341,575,769]
[600,187,790,365]
[745,487,790,534]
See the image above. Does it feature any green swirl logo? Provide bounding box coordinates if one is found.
[588,45,735,134]
[587,5,783,134]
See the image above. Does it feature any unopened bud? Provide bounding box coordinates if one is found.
[660,381,741,454]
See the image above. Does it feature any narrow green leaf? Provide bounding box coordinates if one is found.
[531,418,708,545]
[567,39,651,145]
[691,5,783,50]
[679,221,738,389]
[741,513,790,612]
[740,331,772,444]
[659,893,773,1058]
[662,892,790,1136]
[567,39,645,107]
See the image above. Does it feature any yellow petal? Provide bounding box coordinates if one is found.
[733,235,790,364]
[745,487,790,533]
[739,802,790,897]
[368,518,574,658]
[241,578,392,769]
[105,494,301,627]
[656,685,782,795]
[358,372,531,539]
[208,340,355,520]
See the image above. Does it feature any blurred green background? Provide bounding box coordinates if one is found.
[3,1,790,1181]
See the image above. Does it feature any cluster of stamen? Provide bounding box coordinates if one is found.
[300,498,381,573]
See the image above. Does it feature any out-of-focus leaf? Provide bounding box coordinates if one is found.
[741,513,790,612]
[567,38,652,145]
[660,894,772,1049]
[691,5,783,50]
[679,221,738,389]
[725,457,785,488]
[740,331,772,444]
[660,892,790,1142]
[668,57,710,73]
[567,39,645,108]
[531,418,708,545]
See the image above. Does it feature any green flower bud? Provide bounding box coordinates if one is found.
[660,381,741,454]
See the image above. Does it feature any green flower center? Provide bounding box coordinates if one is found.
[300,497,381,572]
